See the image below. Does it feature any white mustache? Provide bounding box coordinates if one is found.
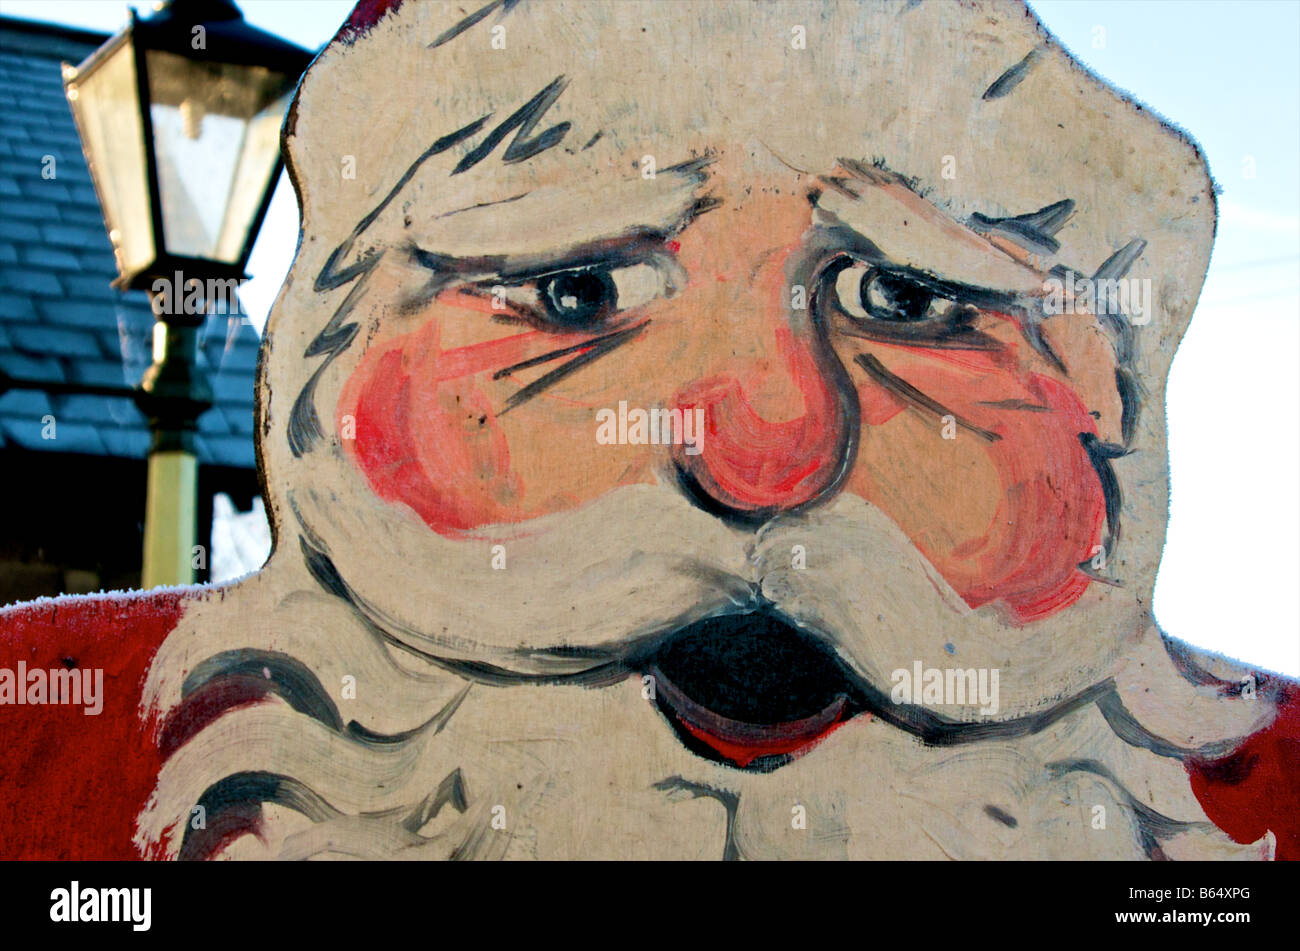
[293,473,1036,702]
[294,480,749,670]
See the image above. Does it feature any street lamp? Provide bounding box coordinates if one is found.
[62,0,312,588]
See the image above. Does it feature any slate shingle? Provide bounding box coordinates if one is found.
[56,393,140,426]
[197,434,256,469]
[221,405,256,436]
[18,177,70,202]
[0,292,37,321]
[99,425,151,458]
[0,387,53,416]
[41,222,111,251]
[22,247,80,271]
[0,350,64,383]
[38,297,119,328]
[198,407,230,434]
[3,197,61,220]
[75,251,117,276]
[67,359,129,387]
[205,342,260,372]
[2,416,104,454]
[9,324,103,359]
[209,371,255,404]
[58,206,109,229]
[1,267,62,296]
[0,218,39,242]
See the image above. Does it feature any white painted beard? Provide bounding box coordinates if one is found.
[137,473,1272,860]
[138,647,1271,861]
[281,456,1141,717]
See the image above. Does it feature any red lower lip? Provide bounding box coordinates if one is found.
[650,664,849,768]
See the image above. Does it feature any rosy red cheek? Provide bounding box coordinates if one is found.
[856,354,1106,623]
[339,323,522,535]
[959,373,1104,622]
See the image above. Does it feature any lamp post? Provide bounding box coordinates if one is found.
[62,0,312,588]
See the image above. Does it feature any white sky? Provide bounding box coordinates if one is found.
[3,0,1296,675]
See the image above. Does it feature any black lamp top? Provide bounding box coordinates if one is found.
[132,0,316,76]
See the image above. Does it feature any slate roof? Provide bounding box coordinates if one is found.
[0,16,259,469]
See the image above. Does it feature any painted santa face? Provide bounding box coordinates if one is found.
[338,150,1121,616]
[275,2,1152,775]
[315,132,1130,769]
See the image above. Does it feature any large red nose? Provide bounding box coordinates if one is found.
[671,322,854,520]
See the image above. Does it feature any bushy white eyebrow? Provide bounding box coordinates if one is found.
[408,162,714,262]
[813,172,1045,296]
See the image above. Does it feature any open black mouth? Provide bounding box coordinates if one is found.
[640,611,868,772]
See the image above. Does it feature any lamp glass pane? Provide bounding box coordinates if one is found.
[67,40,155,278]
[145,50,295,264]
[216,89,291,263]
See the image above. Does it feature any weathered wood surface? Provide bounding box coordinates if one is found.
[1,0,1296,860]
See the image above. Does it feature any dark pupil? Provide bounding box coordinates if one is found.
[860,269,932,322]
[540,269,617,326]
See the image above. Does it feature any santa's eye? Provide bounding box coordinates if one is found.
[835,263,937,323]
[488,260,674,331]
[822,257,1003,351]
[539,269,617,326]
